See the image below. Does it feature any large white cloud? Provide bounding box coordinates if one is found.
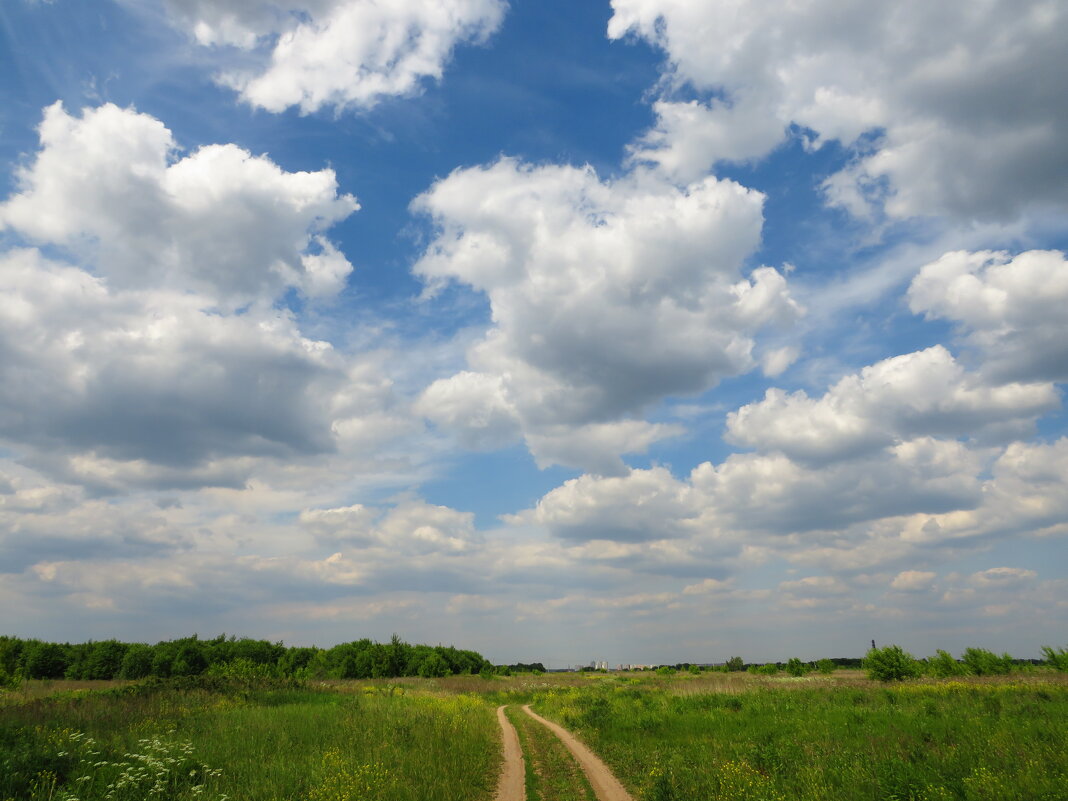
[909,250,1068,383]
[412,157,800,473]
[0,248,348,477]
[0,103,418,491]
[516,467,697,543]
[163,0,506,113]
[727,345,1058,463]
[610,0,1068,220]
[0,102,357,307]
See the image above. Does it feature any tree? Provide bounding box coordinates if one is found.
[24,642,68,679]
[725,656,745,672]
[926,649,966,678]
[1042,645,1068,672]
[785,658,809,677]
[418,652,449,678]
[961,647,1013,676]
[815,659,836,675]
[863,645,921,681]
[120,644,154,679]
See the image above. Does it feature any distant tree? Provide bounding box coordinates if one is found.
[864,645,921,682]
[85,640,128,680]
[725,656,745,672]
[120,644,154,679]
[961,647,1013,676]
[786,658,809,677]
[1042,645,1068,672]
[815,659,836,675]
[926,649,967,678]
[24,642,68,679]
[172,643,208,677]
[418,652,449,678]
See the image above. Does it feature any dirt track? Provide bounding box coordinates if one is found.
[494,705,526,801]
[520,705,634,801]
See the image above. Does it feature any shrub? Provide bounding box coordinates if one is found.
[1041,645,1068,672]
[0,663,22,691]
[754,663,779,676]
[863,645,921,682]
[656,666,677,676]
[815,659,836,675]
[786,658,809,677]
[961,647,1013,676]
[927,649,967,678]
[725,656,745,672]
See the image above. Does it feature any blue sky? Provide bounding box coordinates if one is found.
[1,0,1066,666]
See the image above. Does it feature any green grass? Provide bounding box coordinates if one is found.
[1,681,500,801]
[5,672,1068,801]
[503,706,594,801]
[531,678,1068,801]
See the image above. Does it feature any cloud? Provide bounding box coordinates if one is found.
[301,499,478,554]
[163,0,507,113]
[891,570,937,592]
[413,157,800,473]
[0,102,358,307]
[0,104,416,492]
[909,249,1068,382]
[609,0,1068,220]
[970,567,1037,587]
[727,345,1058,463]
[696,437,985,536]
[513,467,697,543]
[0,248,353,478]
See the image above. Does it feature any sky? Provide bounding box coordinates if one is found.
[1,0,1066,667]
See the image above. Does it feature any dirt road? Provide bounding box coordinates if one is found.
[494,705,526,801]
[521,705,634,801]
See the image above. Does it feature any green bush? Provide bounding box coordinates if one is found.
[815,659,836,675]
[863,645,921,682]
[786,658,809,677]
[725,656,745,672]
[1041,645,1068,672]
[961,647,1013,676]
[0,663,22,691]
[926,650,967,678]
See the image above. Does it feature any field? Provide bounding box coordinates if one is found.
[3,670,1067,801]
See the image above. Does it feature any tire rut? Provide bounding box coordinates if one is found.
[494,704,526,801]
[520,705,634,801]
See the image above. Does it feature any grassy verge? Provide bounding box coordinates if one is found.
[1,681,499,801]
[532,679,1068,801]
[503,706,594,801]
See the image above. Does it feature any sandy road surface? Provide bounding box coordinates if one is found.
[521,705,634,801]
[494,705,526,801]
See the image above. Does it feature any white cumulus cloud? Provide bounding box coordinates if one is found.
[609,0,1068,220]
[412,157,800,473]
[909,249,1068,383]
[727,346,1058,463]
[163,0,507,113]
[0,102,358,307]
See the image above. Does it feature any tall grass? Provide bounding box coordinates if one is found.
[1,681,499,801]
[532,679,1068,801]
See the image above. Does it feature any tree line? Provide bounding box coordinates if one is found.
[0,633,492,683]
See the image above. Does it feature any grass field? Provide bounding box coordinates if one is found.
[0,680,498,801]
[530,672,1068,801]
[3,670,1067,801]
